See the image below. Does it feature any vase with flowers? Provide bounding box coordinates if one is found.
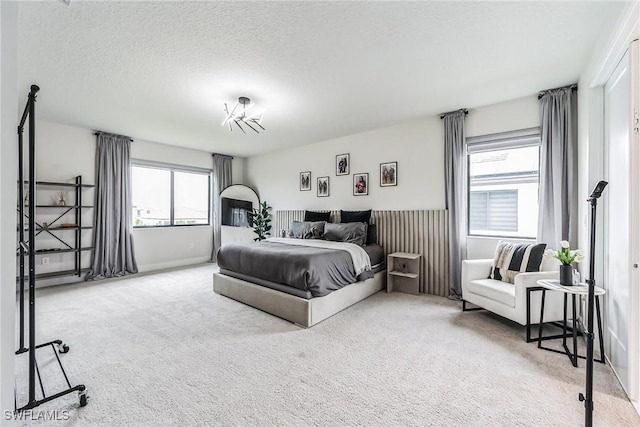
[545,240,585,286]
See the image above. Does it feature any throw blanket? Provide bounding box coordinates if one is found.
[266,238,372,276]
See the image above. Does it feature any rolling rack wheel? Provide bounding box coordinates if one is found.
[57,342,69,354]
[79,390,88,407]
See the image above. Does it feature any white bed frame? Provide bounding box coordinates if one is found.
[213,270,386,327]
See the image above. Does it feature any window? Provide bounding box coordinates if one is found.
[470,190,518,232]
[132,161,211,227]
[467,128,540,238]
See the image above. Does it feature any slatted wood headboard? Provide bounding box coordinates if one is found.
[274,210,450,296]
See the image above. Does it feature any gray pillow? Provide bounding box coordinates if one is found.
[288,221,325,239]
[324,222,368,246]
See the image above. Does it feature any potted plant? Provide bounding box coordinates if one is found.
[545,241,584,286]
[247,201,272,241]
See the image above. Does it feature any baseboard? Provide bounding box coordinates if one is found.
[21,257,213,290]
[136,256,211,273]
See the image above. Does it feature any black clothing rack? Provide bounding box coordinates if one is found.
[15,85,87,411]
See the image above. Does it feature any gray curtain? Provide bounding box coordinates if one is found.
[443,109,467,297]
[86,133,137,279]
[211,154,233,261]
[537,85,578,247]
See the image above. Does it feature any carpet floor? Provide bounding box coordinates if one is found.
[14,264,640,426]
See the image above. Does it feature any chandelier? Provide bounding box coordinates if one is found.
[222,96,265,133]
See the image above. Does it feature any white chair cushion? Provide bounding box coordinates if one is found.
[466,279,516,308]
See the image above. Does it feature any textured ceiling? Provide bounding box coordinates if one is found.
[18,1,627,157]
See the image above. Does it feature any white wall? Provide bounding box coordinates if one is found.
[246,117,445,211]
[32,120,245,284]
[466,95,539,137]
[0,1,18,422]
[245,95,539,259]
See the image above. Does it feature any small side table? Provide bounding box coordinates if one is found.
[536,279,606,367]
[387,252,421,295]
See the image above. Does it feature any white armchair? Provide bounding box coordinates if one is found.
[461,258,567,338]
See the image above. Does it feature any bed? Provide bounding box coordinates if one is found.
[213,235,386,327]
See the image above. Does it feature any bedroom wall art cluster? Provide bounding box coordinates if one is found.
[299,153,398,198]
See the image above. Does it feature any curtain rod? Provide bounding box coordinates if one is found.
[93,131,133,142]
[440,109,468,119]
[538,83,577,99]
[212,153,234,160]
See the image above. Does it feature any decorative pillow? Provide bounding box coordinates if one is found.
[340,209,372,224]
[489,241,547,283]
[288,221,325,239]
[366,223,377,245]
[324,222,368,246]
[304,210,331,222]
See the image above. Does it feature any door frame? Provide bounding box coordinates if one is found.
[586,2,639,414]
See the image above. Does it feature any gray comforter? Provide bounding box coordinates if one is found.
[216,240,375,297]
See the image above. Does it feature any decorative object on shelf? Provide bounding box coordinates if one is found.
[336,153,349,176]
[380,161,397,187]
[317,176,329,197]
[353,173,369,196]
[544,240,584,286]
[222,96,265,134]
[56,191,67,206]
[247,201,272,241]
[300,171,311,191]
[42,222,48,229]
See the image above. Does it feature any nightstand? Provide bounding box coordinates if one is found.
[387,252,421,295]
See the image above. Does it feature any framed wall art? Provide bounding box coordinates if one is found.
[380,161,397,187]
[317,176,329,197]
[336,153,349,176]
[300,171,311,191]
[353,173,369,196]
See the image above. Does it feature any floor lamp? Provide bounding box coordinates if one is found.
[579,180,608,427]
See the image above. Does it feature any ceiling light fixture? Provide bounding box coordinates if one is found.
[222,96,265,134]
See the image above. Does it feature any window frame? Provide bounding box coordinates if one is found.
[466,127,541,239]
[132,159,212,228]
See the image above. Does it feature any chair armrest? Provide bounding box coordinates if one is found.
[513,271,559,288]
[514,271,559,301]
[462,259,493,283]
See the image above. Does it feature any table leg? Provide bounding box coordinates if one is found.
[537,289,546,348]
[571,295,578,367]
[595,295,605,364]
[562,293,568,349]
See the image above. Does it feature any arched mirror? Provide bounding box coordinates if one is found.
[220,184,260,246]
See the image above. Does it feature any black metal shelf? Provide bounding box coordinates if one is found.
[33,205,94,208]
[17,175,94,280]
[19,226,94,232]
[34,247,94,255]
[40,226,93,231]
[20,180,95,188]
